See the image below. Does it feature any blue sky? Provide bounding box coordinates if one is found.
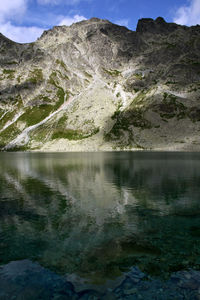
[0,0,199,43]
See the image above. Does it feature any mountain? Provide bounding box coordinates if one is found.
[0,17,200,151]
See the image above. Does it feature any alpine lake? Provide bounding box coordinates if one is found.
[0,152,200,298]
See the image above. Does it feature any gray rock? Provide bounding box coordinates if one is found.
[0,17,200,151]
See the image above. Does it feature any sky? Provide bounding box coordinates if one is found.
[0,0,199,43]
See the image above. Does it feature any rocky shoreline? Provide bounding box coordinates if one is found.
[0,260,200,299]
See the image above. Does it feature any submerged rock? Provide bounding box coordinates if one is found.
[0,260,77,300]
[0,260,200,299]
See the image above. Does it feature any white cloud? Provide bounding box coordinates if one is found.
[173,0,200,26]
[0,0,87,43]
[0,0,39,43]
[0,14,87,43]
[0,0,27,22]
[0,22,45,43]
[58,14,86,26]
[115,19,129,27]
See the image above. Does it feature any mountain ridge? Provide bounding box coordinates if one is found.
[0,17,200,151]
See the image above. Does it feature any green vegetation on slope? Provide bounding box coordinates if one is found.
[51,127,99,141]
[0,123,21,144]
[0,96,23,131]
[27,68,43,84]
[106,92,152,142]
[103,68,121,77]
[18,82,66,127]
[18,105,53,127]
[0,69,16,80]
[153,93,187,120]
[152,93,200,122]
[107,107,151,139]
[56,59,68,72]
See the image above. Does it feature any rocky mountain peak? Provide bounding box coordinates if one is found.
[155,17,166,24]
[0,17,200,152]
[0,32,17,46]
[73,17,110,25]
[38,18,110,39]
[136,17,179,34]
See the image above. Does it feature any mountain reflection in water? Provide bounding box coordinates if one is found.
[0,152,200,284]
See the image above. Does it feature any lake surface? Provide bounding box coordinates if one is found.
[0,152,200,287]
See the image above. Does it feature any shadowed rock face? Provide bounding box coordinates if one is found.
[136,17,179,34]
[0,17,200,151]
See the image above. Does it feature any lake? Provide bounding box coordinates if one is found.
[0,152,200,296]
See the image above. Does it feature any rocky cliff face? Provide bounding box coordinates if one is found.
[0,17,200,151]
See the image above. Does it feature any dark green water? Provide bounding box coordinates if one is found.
[0,152,200,284]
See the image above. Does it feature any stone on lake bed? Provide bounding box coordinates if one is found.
[1,260,200,299]
[0,260,77,300]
